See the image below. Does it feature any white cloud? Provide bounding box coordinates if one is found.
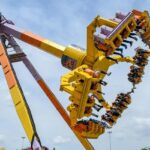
[0,134,5,144]
[53,136,70,144]
[135,117,150,126]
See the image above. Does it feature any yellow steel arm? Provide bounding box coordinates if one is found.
[0,41,38,142]
[110,55,135,65]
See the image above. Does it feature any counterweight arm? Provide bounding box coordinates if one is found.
[1,22,65,58]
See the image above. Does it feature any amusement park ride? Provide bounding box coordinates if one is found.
[0,9,150,150]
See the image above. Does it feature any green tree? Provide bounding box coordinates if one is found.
[141,148,150,150]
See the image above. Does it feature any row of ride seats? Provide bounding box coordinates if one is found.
[101,93,131,126]
[128,48,149,85]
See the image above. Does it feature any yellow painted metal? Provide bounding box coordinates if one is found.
[86,16,118,64]
[63,46,86,68]
[40,39,65,58]
[61,65,103,125]
[93,84,111,109]
[147,50,150,56]
[85,13,136,65]
[61,65,87,125]
[73,130,94,150]
[142,11,150,29]
[0,42,35,142]
[60,70,76,94]
[139,11,150,40]
[61,54,135,125]
[144,28,150,39]
[0,42,35,141]
[81,122,105,139]
[133,10,150,41]
[10,85,34,141]
[74,70,93,118]
[93,55,135,75]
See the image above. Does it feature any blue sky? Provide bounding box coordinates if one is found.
[0,0,150,150]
